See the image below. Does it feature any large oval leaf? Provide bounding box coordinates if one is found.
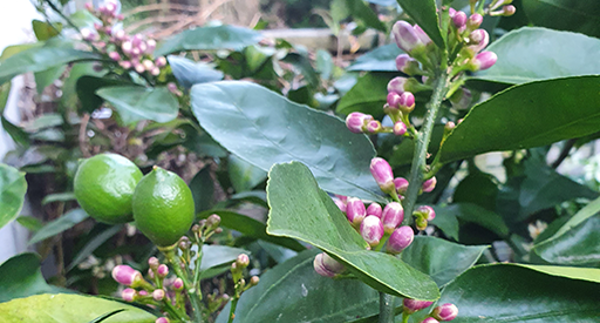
[155,25,263,56]
[439,76,600,163]
[473,27,600,84]
[522,0,600,38]
[395,0,445,49]
[0,293,156,323]
[336,73,394,117]
[0,164,27,229]
[266,162,440,300]
[0,253,62,303]
[29,209,89,245]
[96,86,179,125]
[216,250,387,323]
[167,56,223,89]
[191,81,386,203]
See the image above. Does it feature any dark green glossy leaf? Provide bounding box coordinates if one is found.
[97,86,179,125]
[435,203,509,238]
[198,210,305,252]
[41,192,76,205]
[348,44,401,72]
[336,73,393,118]
[190,166,215,213]
[68,225,123,270]
[61,63,104,108]
[29,209,89,245]
[401,236,487,287]
[0,294,156,322]
[76,76,134,113]
[167,56,223,89]
[155,25,263,56]
[0,253,60,303]
[216,250,385,323]
[267,162,440,300]
[439,76,600,163]
[199,245,249,272]
[435,264,600,322]
[517,264,600,284]
[256,240,298,264]
[32,20,62,41]
[429,209,459,241]
[453,172,499,211]
[228,155,267,193]
[1,117,29,147]
[522,0,600,38]
[0,164,27,229]
[395,0,445,48]
[34,65,66,94]
[191,81,386,203]
[544,196,600,240]
[474,27,600,84]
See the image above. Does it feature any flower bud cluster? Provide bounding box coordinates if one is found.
[413,205,436,231]
[112,262,178,308]
[231,253,259,299]
[403,298,459,322]
[192,214,223,242]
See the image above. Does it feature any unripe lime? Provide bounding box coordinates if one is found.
[132,166,194,247]
[74,153,143,224]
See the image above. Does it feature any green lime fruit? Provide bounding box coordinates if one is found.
[132,166,195,247]
[74,153,143,224]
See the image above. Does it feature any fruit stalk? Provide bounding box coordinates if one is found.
[162,247,205,323]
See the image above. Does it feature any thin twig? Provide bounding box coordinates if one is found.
[79,113,91,157]
[551,139,576,169]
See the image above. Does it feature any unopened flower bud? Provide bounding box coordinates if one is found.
[467,29,490,54]
[422,318,440,323]
[346,197,366,226]
[392,21,423,53]
[236,254,250,268]
[314,252,344,277]
[94,23,102,31]
[157,264,169,278]
[387,92,402,110]
[81,28,98,41]
[167,82,182,96]
[117,14,124,20]
[452,11,467,30]
[131,47,141,57]
[415,217,428,231]
[413,25,432,47]
[346,112,373,134]
[121,288,137,302]
[469,51,497,71]
[108,51,121,61]
[173,278,184,290]
[490,0,514,11]
[146,40,157,53]
[156,318,170,323]
[131,34,143,47]
[148,257,159,269]
[394,177,409,195]
[366,120,382,133]
[387,226,414,254]
[467,13,483,30]
[394,121,407,136]
[138,290,148,296]
[403,298,434,314]
[148,268,155,279]
[395,54,420,75]
[142,59,154,71]
[398,92,415,113]
[432,303,459,321]
[114,30,126,41]
[112,265,143,286]
[360,215,384,247]
[105,2,117,15]
[381,202,404,233]
[122,41,133,55]
[367,203,382,218]
[155,56,167,67]
[206,214,221,229]
[490,5,516,16]
[422,177,437,193]
[152,289,165,301]
[249,276,260,286]
[415,205,436,221]
[134,63,145,74]
[370,157,395,193]
[448,7,456,17]
[445,121,456,133]
[85,3,94,11]
[387,77,408,95]
[119,60,132,69]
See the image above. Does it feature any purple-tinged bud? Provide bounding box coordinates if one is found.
[117,14,124,20]
[138,42,148,55]
[468,29,490,54]
[366,120,382,134]
[85,3,94,11]
[467,13,483,30]
[148,268,155,279]
[131,47,142,57]
[392,21,423,53]
[422,177,437,193]
[131,34,144,47]
[146,39,157,53]
[452,11,467,29]
[416,205,436,221]
[394,121,407,136]
[112,265,143,286]
[148,257,159,269]
[422,318,440,323]
[314,252,344,277]
[370,157,395,193]
[104,26,112,36]
[381,202,404,233]
[387,77,408,95]
[432,303,459,321]
[367,203,382,218]
[333,197,347,213]
[387,226,414,254]
[450,88,472,110]
[119,60,132,69]
[448,7,456,17]
[173,278,184,290]
[445,121,456,134]
[236,254,250,268]
[346,197,367,226]
[360,215,384,247]
[156,318,170,323]
[105,2,117,15]
[152,289,165,301]
[345,112,373,134]
[394,177,409,195]
[502,5,516,16]
[395,54,411,72]
[395,54,420,75]
[413,25,432,46]
[167,82,182,97]
[135,63,145,74]
[470,51,497,71]
[206,214,221,228]
[387,92,402,109]
[122,41,133,55]
[138,290,148,296]
[403,298,434,314]
[155,56,167,67]
[94,23,102,31]
[108,51,121,61]
[121,288,137,302]
[157,264,169,277]
[81,28,98,41]
[114,30,126,41]
[398,92,415,113]
[142,59,155,71]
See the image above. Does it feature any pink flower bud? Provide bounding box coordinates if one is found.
[422,176,437,193]
[452,11,467,29]
[142,59,155,71]
[387,226,414,254]
[155,56,167,67]
[346,197,366,226]
[112,265,143,286]
[403,298,433,314]
[156,318,170,323]
[367,203,382,218]
[345,112,373,134]
[366,120,382,134]
[81,28,98,41]
[108,51,121,61]
[333,197,347,213]
[138,42,148,54]
[167,82,182,97]
[104,26,112,36]
[370,157,395,192]
[147,268,155,279]
[467,13,483,30]
[468,29,490,53]
[360,215,384,247]
[117,14,125,20]
[122,41,133,55]
[152,289,165,301]
[94,23,102,31]
[148,257,159,269]
[131,47,142,57]
[85,3,94,11]
[422,318,440,323]
[503,5,516,16]
[121,288,137,302]
[448,7,456,17]
[394,121,407,136]
[135,63,145,74]
[470,51,497,71]
[395,54,420,75]
[119,60,132,69]
[398,92,415,113]
[432,303,459,321]
[413,25,432,46]
[387,92,402,109]
[387,77,408,95]
[394,177,409,195]
[237,254,250,268]
[105,2,117,16]
[131,34,144,47]
[416,205,436,221]
[146,40,157,53]
[445,121,456,132]
[173,278,184,290]
[157,264,169,277]
[314,252,344,277]
[381,202,404,233]
[114,30,126,41]
[392,21,423,53]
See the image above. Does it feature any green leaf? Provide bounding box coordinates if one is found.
[439,76,600,163]
[189,166,215,213]
[16,216,43,231]
[522,1,600,38]
[429,209,459,241]
[69,10,102,30]
[0,164,27,229]
[34,65,67,95]
[155,25,263,56]
[96,86,179,125]
[68,225,123,270]
[41,192,76,205]
[267,162,440,300]
[0,39,99,85]
[453,172,499,211]
[76,76,137,114]
[395,0,445,48]
[348,44,401,72]
[336,0,387,32]
[0,253,60,303]
[167,56,223,89]
[389,124,445,167]
[434,264,600,322]
[198,210,305,252]
[401,236,487,287]
[61,63,105,108]
[336,73,394,118]
[216,250,386,323]
[228,155,267,193]
[199,245,248,272]
[0,82,11,114]
[1,117,30,147]
[474,27,600,84]
[435,203,509,238]
[316,49,334,80]
[543,196,600,241]
[282,53,320,88]
[29,209,89,245]
[32,20,62,41]
[191,81,386,203]
[0,293,156,322]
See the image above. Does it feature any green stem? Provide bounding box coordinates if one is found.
[162,247,204,323]
[401,70,450,225]
[162,298,190,322]
[378,292,395,323]
[402,311,410,323]
[227,298,239,323]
